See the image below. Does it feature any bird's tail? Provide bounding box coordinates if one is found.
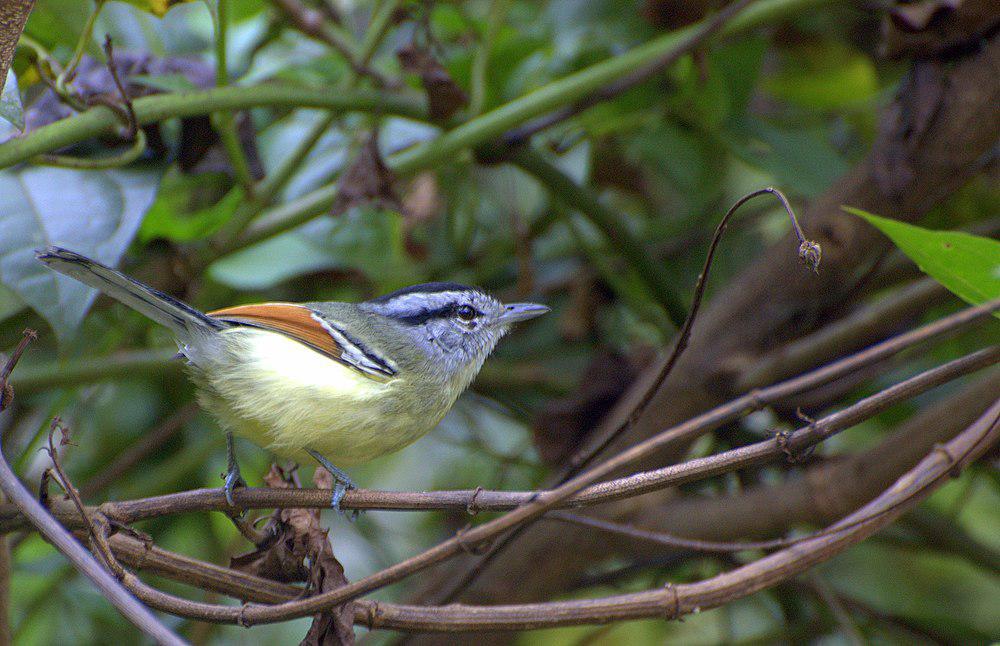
[36,246,226,338]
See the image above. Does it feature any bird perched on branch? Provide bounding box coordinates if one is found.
[37,247,548,510]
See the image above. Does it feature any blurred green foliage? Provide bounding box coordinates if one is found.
[0,1,997,644]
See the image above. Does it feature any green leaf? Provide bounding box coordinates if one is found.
[0,70,24,131]
[209,208,416,292]
[730,119,849,197]
[140,172,240,242]
[0,283,26,323]
[0,164,164,339]
[764,41,878,110]
[845,207,1000,312]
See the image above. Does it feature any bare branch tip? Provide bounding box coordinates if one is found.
[798,240,822,273]
[1,328,38,392]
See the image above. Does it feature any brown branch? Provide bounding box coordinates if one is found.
[558,187,819,480]
[365,396,1000,631]
[617,370,998,557]
[93,396,1000,632]
[0,345,992,634]
[422,28,1000,617]
[0,332,186,646]
[418,297,998,606]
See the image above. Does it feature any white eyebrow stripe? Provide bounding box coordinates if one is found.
[379,291,469,312]
[310,312,397,378]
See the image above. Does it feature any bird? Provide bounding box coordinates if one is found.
[36,246,548,509]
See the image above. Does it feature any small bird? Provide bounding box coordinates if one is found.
[37,247,548,509]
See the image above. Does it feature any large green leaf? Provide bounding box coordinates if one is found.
[209,208,416,292]
[139,172,239,242]
[845,207,1000,311]
[0,164,164,339]
[0,70,24,131]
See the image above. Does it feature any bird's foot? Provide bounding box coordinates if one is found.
[306,449,358,519]
[223,431,247,511]
[331,480,359,521]
[223,463,247,509]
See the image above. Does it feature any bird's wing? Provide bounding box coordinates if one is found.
[208,303,396,380]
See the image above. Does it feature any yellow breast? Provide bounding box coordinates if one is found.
[193,327,454,465]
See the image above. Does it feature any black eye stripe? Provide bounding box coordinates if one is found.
[393,303,482,326]
[395,306,453,326]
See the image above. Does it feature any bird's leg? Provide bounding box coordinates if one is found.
[305,449,355,516]
[223,432,247,508]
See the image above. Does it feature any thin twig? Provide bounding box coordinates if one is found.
[804,573,865,646]
[500,0,755,146]
[33,35,147,169]
[0,333,186,646]
[101,35,137,139]
[34,396,1000,632]
[546,511,810,553]
[212,0,256,196]
[428,186,820,603]
[563,187,819,480]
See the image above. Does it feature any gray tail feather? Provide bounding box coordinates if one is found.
[36,246,226,337]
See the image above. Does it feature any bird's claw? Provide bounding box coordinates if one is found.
[331,478,360,520]
[223,465,247,509]
[305,448,359,520]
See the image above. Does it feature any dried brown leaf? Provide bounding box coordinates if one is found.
[231,465,355,644]
[330,132,404,216]
[882,0,999,59]
[397,43,468,121]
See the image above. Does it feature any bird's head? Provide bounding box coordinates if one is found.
[362,282,548,385]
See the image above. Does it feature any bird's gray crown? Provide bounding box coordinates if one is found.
[363,283,501,327]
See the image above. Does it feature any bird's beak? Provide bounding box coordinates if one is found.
[497,302,550,325]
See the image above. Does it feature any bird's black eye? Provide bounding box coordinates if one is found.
[456,304,477,321]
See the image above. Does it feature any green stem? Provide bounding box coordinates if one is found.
[32,128,147,169]
[213,0,401,248]
[211,0,256,196]
[0,85,425,169]
[469,0,510,116]
[213,111,338,247]
[233,181,339,250]
[508,146,686,327]
[391,0,827,176]
[56,0,104,94]
[358,0,401,67]
[11,348,180,393]
[233,0,826,252]
[257,112,338,200]
[16,34,61,75]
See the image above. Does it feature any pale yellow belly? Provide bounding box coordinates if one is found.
[192,327,455,465]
